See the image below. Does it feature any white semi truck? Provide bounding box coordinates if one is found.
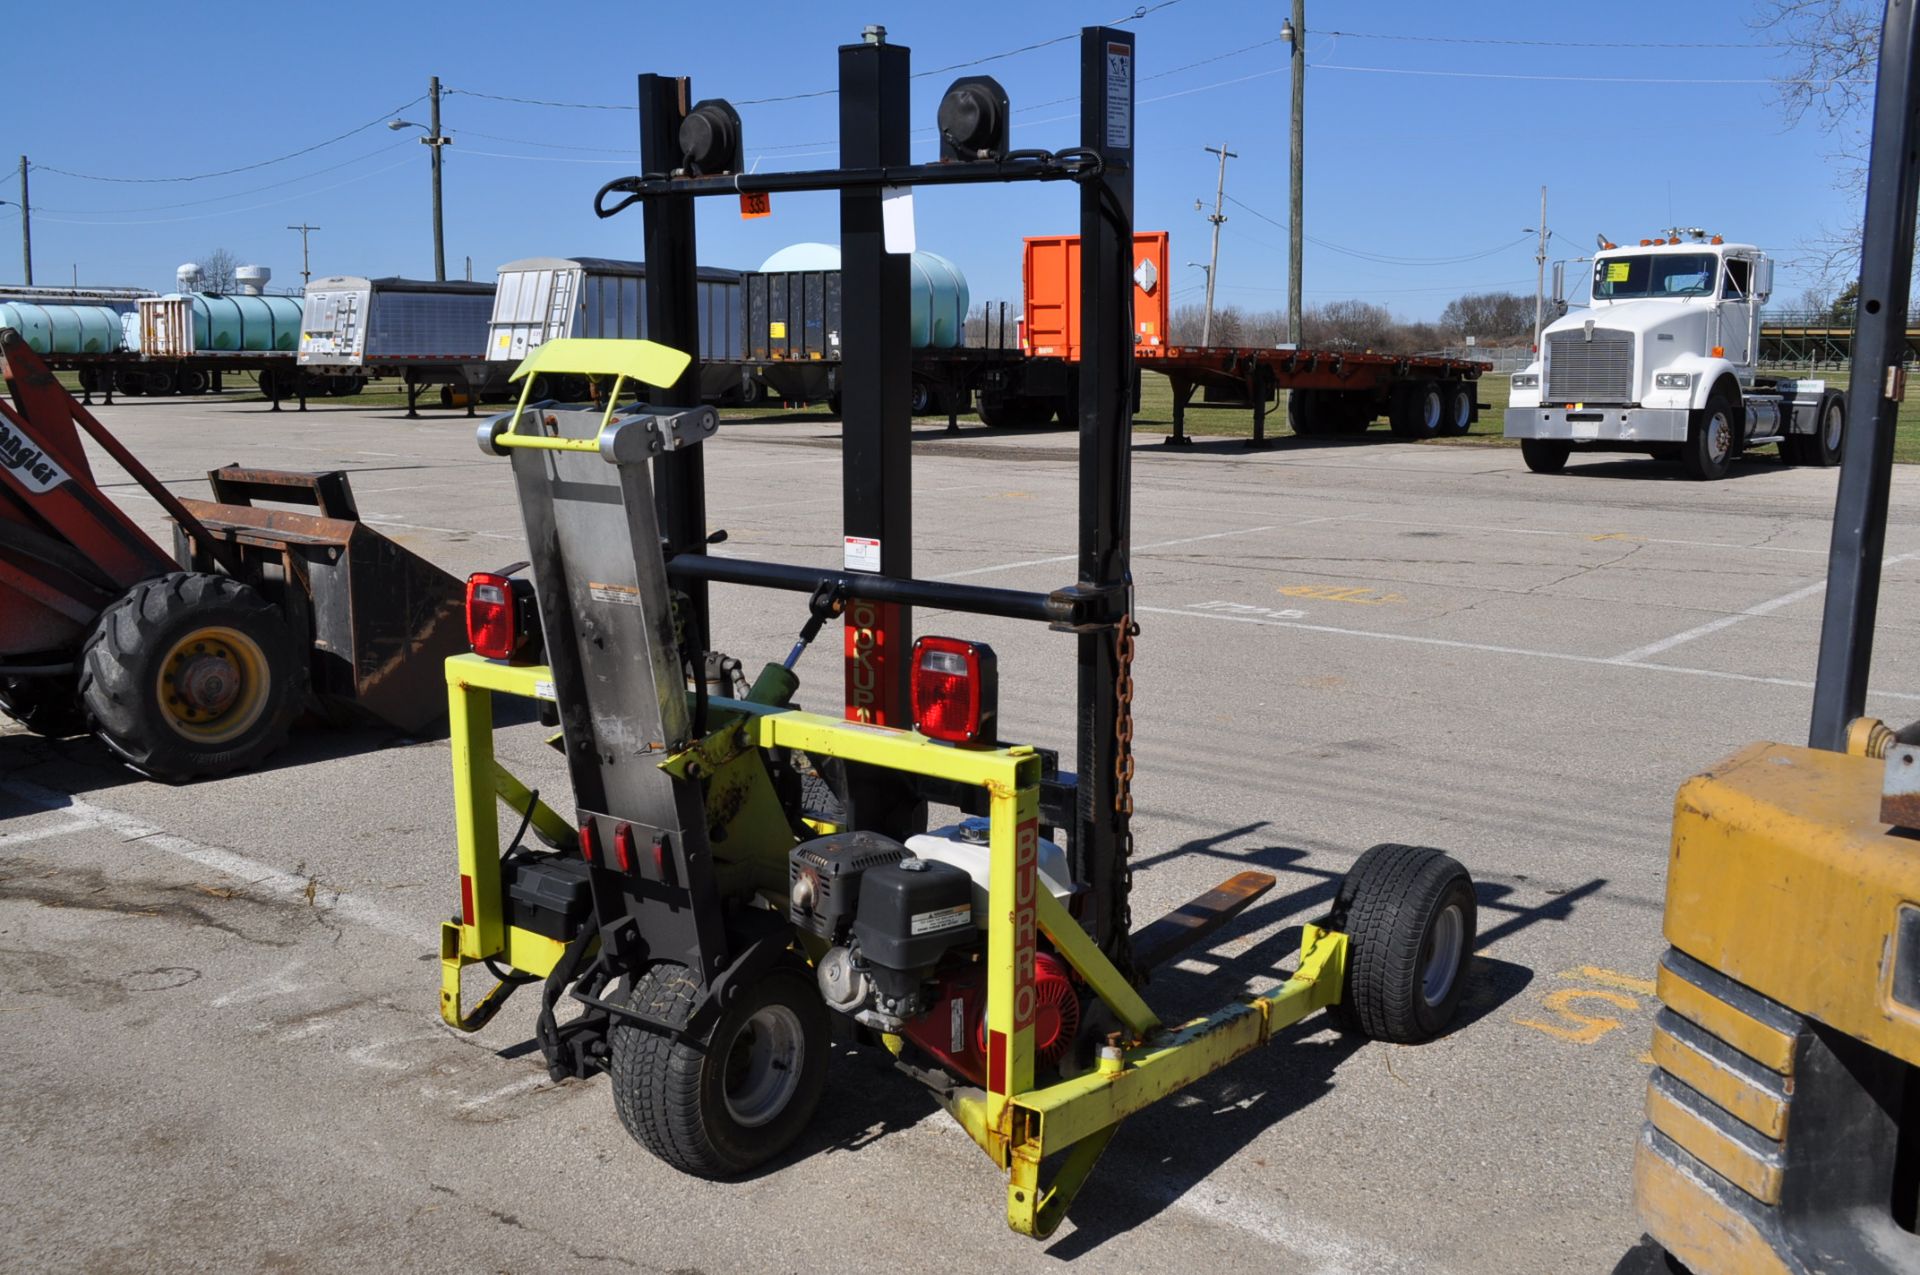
[1504,232,1847,480]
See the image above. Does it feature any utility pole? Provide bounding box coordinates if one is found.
[1284,1,1305,344]
[1532,186,1549,350]
[429,75,446,282]
[18,156,30,286]
[1202,142,1236,347]
[287,223,320,288]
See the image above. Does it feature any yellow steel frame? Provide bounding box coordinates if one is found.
[439,652,1350,1237]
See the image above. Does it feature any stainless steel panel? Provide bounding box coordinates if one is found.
[1546,328,1633,403]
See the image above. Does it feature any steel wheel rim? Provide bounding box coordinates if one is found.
[721,1004,805,1128]
[1825,402,1844,452]
[1421,389,1443,431]
[1708,412,1732,463]
[1421,903,1465,1007]
[155,625,269,746]
[1451,390,1470,430]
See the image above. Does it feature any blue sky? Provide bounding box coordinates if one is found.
[6,0,1865,319]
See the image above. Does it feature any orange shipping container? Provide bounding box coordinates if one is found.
[1022,230,1170,361]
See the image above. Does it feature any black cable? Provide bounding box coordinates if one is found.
[32,96,428,184]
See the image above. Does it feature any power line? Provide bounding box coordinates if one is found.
[32,141,412,215]
[1321,29,1783,50]
[447,1,1186,112]
[34,156,415,226]
[1224,195,1532,266]
[1315,63,1827,86]
[30,96,426,184]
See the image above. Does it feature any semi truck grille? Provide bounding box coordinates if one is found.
[1546,328,1633,403]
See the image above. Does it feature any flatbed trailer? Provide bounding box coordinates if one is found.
[1148,345,1491,445]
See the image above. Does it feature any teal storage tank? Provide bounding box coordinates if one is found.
[0,302,126,354]
[188,293,304,352]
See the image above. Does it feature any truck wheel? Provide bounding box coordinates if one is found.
[1338,393,1377,435]
[113,370,146,397]
[1520,439,1572,474]
[1287,389,1325,435]
[1390,381,1445,439]
[1441,382,1474,436]
[827,390,844,418]
[78,573,303,782]
[610,959,829,1178]
[145,368,177,396]
[178,368,209,396]
[1682,389,1738,481]
[0,675,88,738]
[910,378,934,415]
[1805,389,1846,467]
[1326,843,1476,1044]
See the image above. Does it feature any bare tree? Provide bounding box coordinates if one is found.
[197,248,240,293]
[1754,1,1881,285]
[1439,291,1535,342]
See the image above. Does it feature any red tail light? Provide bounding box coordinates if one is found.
[911,636,997,744]
[579,820,597,863]
[614,822,636,873]
[466,572,517,660]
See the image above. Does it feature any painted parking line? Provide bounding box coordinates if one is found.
[934,515,1345,581]
[1611,552,1919,664]
[0,777,420,940]
[1346,516,1836,556]
[1142,603,1920,703]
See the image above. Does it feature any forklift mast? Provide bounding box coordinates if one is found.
[1809,0,1920,750]
[618,28,1141,964]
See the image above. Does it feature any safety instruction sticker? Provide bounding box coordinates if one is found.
[769,321,788,339]
[1606,262,1630,282]
[1105,41,1133,149]
[910,903,973,935]
[844,535,881,573]
[0,416,69,494]
[534,679,556,701]
[588,582,643,607]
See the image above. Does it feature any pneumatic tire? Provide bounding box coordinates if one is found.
[611,958,829,1179]
[78,572,303,782]
[1682,388,1738,480]
[1441,381,1474,436]
[1287,389,1332,436]
[1326,843,1476,1043]
[1521,438,1571,474]
[1806,388,1845,467]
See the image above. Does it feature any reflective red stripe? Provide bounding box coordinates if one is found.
[988,1028,1008,1095]
[459,873,475,927]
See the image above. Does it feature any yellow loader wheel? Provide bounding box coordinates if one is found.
[1326,843,1476,1044]
[610,959,829,1179]
[78,572,303,783]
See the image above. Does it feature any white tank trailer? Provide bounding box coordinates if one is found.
[486,257,751,404]
[1504,232,1846,480]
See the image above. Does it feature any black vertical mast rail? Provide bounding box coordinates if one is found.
[636,73,712,656]
[838,36,915,725]
[1809,0,1920,751]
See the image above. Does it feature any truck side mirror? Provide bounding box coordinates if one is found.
[1552,261,1565,306]
[1753,257,1774,303]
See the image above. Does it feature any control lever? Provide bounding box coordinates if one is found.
[784,580,848,670]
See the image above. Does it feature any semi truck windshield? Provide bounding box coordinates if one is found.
[1592,254,1717,300]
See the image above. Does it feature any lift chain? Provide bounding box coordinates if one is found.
[1113,613,1141,940]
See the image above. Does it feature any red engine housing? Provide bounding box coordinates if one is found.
[898,952,1080,1086]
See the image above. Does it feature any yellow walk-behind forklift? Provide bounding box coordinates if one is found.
[1622,4,1920,1271]
[436,28,1477,1239]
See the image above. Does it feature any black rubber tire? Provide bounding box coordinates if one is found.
[178,368,210,396]
[1389,381,1445,439]
[1681,387,1738,481]
[1805,388,1845,467]
[1521,438,1572,474]
[910,378,935,415]
[610,959,829,1178]
[1288,389,1333,436]
[738,375,766,407]
[114,370,146,397]
[1337,393,1377,435]
[1440,381,1474,436]
[78,573,303,782]
[0,675,88,738]
[1326,843,1476,1044]
[146,368,176,396]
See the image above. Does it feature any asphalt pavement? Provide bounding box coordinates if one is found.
[5,394,1916,1273]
